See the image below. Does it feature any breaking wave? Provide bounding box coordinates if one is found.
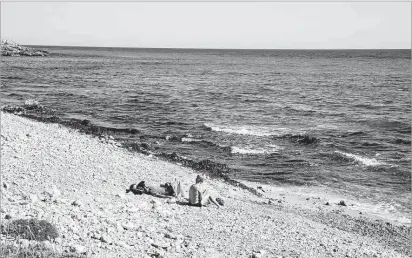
[334,151,387,167]
[230,145,282,155]
[203,123,287,137]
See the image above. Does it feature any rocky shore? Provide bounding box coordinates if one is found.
[1,40,49,57]
[0,112,410,258]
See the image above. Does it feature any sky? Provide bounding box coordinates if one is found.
[1,2,411,49]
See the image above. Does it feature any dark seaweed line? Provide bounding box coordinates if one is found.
[2,105,262,197]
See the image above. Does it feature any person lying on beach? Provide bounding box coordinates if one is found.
[160,178,185,199]
[189,175,224,208]
[126,180,184,199]
[126,181,172,199]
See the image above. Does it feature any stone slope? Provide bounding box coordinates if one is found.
[0,112,409,258]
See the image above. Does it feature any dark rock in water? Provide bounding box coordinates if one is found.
[140,142,151,150]
[297,134,318,145]
[129,128,139,134]
[4,214,12,219]
[393,138,411,145]
[325,202,330,205]
[191,159,231,176]
[81,119,91,126]
[275,133,318,145]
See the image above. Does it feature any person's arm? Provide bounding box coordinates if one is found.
[208,196,220,207]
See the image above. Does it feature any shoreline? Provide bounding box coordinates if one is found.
[3,106,410,227]
[1,112,410,257]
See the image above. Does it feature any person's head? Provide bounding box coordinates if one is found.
[196,175,204,184]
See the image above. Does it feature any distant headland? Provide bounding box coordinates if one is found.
[1,39,49,56]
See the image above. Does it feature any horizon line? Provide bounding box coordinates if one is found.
[25,44,412,51]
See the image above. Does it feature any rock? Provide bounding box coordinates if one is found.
[18,239,30,248]
[325,202,330,206]
[2,182,8,190]
[116,222,124,232]
[115,240,129,248]
[148,249,165,258]
[70,244,87,254]
[100,234,112,244]
[151,241,169,249]
[338,200,347,206]
[29,194,39,203]
[54,237,62,244]
[47,185,61,198]
[136,201,152,211]
[71,200,83,207]
[251,249,267,258]
[1,40,49,56]
[5,214,12,219]
[0,207,5,213]
[91,232,101,240]
[115,192,125,199]
[41,240,53,249]
[164,233,178,240]
[167,198,177,204]
[122,222,137,231]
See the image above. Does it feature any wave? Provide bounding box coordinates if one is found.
[230,145,282,155]
[181,137,202,143]
[203,123,287,137]
[334,151,387,167]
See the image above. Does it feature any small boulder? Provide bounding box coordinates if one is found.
[18,239,30,248]
[164,233,178,240]
[100,234,112,244]
[29,194,39,203]
[115,192,125,199]
[122,222,137,231]
[338,200,347,206]
[70,244,87,254]
[71,200,83,207]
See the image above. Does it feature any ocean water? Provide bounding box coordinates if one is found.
[1,47,410,222]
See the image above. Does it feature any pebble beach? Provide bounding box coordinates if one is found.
[0,112,410,258]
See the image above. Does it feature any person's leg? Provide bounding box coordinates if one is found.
[200,193,211,206]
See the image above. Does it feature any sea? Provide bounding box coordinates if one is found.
[1,47,410,224]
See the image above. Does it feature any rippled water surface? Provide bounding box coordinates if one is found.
[1,47,410,221]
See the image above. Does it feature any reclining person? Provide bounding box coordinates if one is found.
[127,179,184,199]
[126,181,171,198]
[189,175,224,207]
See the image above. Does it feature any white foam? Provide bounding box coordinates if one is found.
[231,145,282,155]
[181,137,202,143]
[204,123,287,137]
[335,151,385,167]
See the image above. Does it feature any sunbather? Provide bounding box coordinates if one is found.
[189,175,224,207]
[126,181,171,198]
